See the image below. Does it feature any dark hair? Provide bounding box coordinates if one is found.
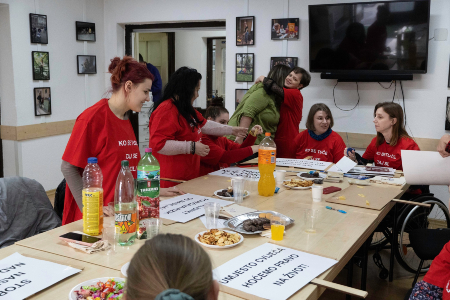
[290,67,311,90]
[108,56,154,92]
[374,102,410,147]
[305,103,334,131]
[205,106,229,120]
[266,64,291,108]
[138,53,145,63]
[126,234,213,300]
[153,67,203,129]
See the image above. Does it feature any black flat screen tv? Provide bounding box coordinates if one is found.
[309,0,430,76]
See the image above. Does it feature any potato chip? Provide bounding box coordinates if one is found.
[198,229,241,246]
[358,194,366,197]
[338,196,346,200]
[366,200,370,206]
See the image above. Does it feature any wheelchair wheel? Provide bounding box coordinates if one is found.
[370,231,390,250]
[395,198,450,273]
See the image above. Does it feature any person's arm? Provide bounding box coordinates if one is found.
[149,66,162,97]
[61,160,83,211]
[437,134,450,158]
[220,147,255,164]
[235,117,252,144]
[158,140,209,157]
[262,77,284,98]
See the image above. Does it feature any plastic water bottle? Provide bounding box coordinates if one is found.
[82,157,103,236]
[136,148,160,239]
[114,160,137,246]
[258,133,277,197]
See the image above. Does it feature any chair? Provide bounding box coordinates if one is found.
[53,178,66,220]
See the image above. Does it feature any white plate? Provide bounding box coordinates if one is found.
[69,277,125,300]
[121,262,130,277]
[297,172,327,181]
[195,230,244,249]
[282,180,312,190]
[213,189,250,200]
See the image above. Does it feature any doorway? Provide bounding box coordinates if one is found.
[207,37,226,108]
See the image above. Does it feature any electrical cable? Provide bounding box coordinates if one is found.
[391,80,397,102]
[333,80,360,111]
[378,81,394,89]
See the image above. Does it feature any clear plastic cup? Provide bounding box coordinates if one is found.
[102,225,116,255]
[312,185,323,202]
[204,202,221,229]
[231,177,246,204]
[271,214,286,241]
[304,209,320,233]
[146,218,161,239]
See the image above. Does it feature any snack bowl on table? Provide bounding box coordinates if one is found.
[282,179,313,190]
[223,211,294,235]
[214,188,250,200]
[69,277,125,300]
[297,171,327,181]
[195,229,244,249]
[121,262,130,277]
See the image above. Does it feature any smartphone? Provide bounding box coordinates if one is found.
[59,232,102,246]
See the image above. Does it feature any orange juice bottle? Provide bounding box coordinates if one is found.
[258,133,276,196]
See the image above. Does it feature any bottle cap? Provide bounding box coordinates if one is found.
[145,148,152,153]
[87,157,97,164]
[265,132,271,136]
[121,160,129,167]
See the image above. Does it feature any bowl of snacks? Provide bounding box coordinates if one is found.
[196,229,243,249]
[223,211,294,234]
[214,187,250,200]
[69,277,125,300]
[282,178,314,190]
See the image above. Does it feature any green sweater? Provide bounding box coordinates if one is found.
[227,83,280,144]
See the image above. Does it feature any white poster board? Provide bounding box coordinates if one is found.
[209,167,266,181]
[159,193,233,223]
[0,252,81,300]
[276,158,332,171]
[214,243,337,300]
[402,150,450,185]
[327,156,357,173]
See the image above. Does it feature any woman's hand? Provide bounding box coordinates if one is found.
[251,145,259,153]
[255,75,265,84]
[232,127,248,139]
[437,134,450,158]
[344,148,357,162]
[160,186,185,197]
[103,205,114,217]
[250,125,263,135]
[235,136,244,144]
[195,142,210,157]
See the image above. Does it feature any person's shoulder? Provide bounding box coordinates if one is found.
[78,99,108,120]
[284,88,301,97]
[329,131,345,144]
[400,136,419,149]
[296,130,308,139]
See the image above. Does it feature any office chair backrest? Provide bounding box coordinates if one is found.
[409,228,450,261]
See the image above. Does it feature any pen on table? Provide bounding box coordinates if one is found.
[326,206,347,214]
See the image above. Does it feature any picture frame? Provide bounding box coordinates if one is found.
[271,18,299,40]
[446,97,450,130]
[77,55,97,74]
[236,53,254,82]
[270,57,298,69]
[448,58,450,88]
[32,51,50,80]
[235,89,248,109]
[236,16,255,46]
[29,13,48,44]
[34,87,51,116]
[76,21,96,41]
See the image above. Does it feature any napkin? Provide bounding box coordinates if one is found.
[66,240,111,254]
[223,204,257,217]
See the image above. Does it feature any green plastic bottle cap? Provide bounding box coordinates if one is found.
[121,160,129,167]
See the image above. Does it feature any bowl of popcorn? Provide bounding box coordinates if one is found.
[195,229,243,249]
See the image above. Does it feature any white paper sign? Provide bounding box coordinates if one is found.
[327,156,357,173]
[214,243,337,300]
[0,252,81,300]
[402,150,450,185]
[209,167,264,181]
[159,193,233,223]
[276,158,332,171]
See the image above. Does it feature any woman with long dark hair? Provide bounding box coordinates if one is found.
[149,67,247,187]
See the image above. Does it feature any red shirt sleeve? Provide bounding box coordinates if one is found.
[220,147,253,164]
[404,137,420,151]
[149,107,178,152]
[283,88,303,110]
[331,133,346,163]
[201,135,254,165]
[362,137,377,161]
[200,135,226,166]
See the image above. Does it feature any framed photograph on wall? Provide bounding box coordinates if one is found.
[270,57,298,69]
[32,51,50,80]
[236,53,254,82]
[29,13,48,44]
[77,55,97,74]
[271,18,299,40]
[446,97,450,130]
[448,59,450,87]
[76,21,96,41]
[236,16,255,46]
[235,89,248,109]
[34,87,51,116]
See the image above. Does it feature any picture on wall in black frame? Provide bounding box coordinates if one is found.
[76,21,96,41]
[236,16,254,46]
[29,13,48,44]
[34,87,51,116]
[77,55,97,74]
[270,57,298,70]
[448,58,450,87]
[236,53,254,82]
[446,97,450,131]
[271,18,299,40]
[235,89,248,109]
[32,51,50,80]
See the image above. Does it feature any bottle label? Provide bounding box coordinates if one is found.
[137,169,160,180]
[136,173,160,239]
[258,149,276,165]
[115,212,137,234]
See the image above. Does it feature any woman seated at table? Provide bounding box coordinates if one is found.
[345,102,419,170]
[126,234,219,300]
[149,67,248,187]
[199,105,263,176]
[293,103,346,163]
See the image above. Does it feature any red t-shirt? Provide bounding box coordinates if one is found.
[424,241,450,288]
[275,88,303,158]
[294,130,346,163]
[62,99,140,225]
[443,274,450,300]
[149,100,206,188]
[199,134,256,176]
[362,136,420,170]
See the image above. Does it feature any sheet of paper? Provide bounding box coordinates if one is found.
[276,158,332,171]
[327,156,357,173]
[402,150,450,185]
[0,252,81,300]
[213,243,337,300]
[159,193,233,223]
[199,216,227,229]
[347,166,395,176]
[223,204,257,217]
[209,167,269,181]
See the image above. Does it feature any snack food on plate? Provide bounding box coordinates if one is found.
[242,218,270,232]
[198,229,241,246]
[300,172,319,178]
[284,178,314,188]
[217,187,248,198]
[75,278,123,300]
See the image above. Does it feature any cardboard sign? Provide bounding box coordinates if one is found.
[275,158,332,171]
[159,193,233,223]
[0,252,81,300]
[209,167,266,181]
[214,243,337,300]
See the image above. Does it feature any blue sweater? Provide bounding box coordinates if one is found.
[146,63,162,104]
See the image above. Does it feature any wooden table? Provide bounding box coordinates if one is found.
[13,169,403,300]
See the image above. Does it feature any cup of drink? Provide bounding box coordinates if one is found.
[231,177,246,204]
[311,185,323,202]
[204,202,221,229]
[102,224,116,255]
[145,218,161,239]
[270,214,286,241]
[304,209,320,233]
[275,170,286,183]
